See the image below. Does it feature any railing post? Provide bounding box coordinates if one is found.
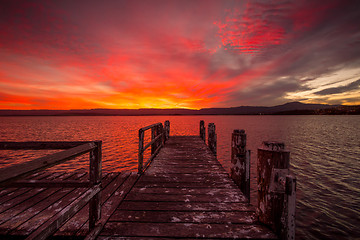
[164,120,170,141]
[138,129,144,174]
[208,123,217,156]
[89,140,102,229]
[257,141,296,240]
[151,126,156,155]
[230,129,250,202]
[200,120,205,141]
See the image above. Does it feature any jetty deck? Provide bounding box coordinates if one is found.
[98,136,277,239]
[0,121,295,239]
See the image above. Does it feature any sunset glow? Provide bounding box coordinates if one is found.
[1,0,359,109]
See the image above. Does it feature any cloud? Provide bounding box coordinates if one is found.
[314,79,360,95]
[1,0,360,109]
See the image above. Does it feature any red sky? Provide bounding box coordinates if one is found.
[0,0,359,109]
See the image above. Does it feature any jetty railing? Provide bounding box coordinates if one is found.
[138,121,169,174]
[0,141,102,240]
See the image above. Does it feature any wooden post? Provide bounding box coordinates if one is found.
[89,140,102,229]
[164,120,170,141]
[230,129,250,202]
[257,141,296,240]
[208,123,217,156]
[200,120,205,141]
[138,129,144,174]
[151,126,156,155]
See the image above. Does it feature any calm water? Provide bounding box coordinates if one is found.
[0,115,359,239]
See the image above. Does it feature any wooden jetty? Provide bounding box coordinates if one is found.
[0,121,296,239]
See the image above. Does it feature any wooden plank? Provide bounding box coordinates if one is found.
[109,210,257,224]
[25,184,101,240]
[124,192,246,202]
[0,142,96,184]
[76,172,135,237]
[100,222,277,239]
[132,187,243,195]
[0,171,60,205]
[0,172,70,217]
[134,181,237,189]
[118,201,254,212]
[0,141,93,150]
[138,174,233,184]
[4,180,91,188]
[0,172,87,234]
[10,173,90,236]
[54,172,122,236]
[84,173,139,240]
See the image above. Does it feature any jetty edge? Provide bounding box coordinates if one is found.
[0,120,296,239]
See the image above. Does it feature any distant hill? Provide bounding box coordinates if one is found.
[0,102,359,116]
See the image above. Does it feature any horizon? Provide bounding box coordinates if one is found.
[1,101,358,112]
[1,1,360,110]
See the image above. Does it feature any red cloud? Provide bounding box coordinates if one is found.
[216,0,342,54]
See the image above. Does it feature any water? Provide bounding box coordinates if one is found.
[0,115,359,239]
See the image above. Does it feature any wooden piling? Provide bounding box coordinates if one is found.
[257,141,296,240]
[230,129,250,202]
[200,120,205,141]
[208,123,217,155]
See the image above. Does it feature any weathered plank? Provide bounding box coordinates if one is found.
[75,172,136,237]
[101,222,277,239]
[11,173,90,235]
[84,173,139,240]
[110,210,257,224]
[117,201,254,212]
[0,171,59,205]
[0,172,86,234]
[0,141,94,150]
[54,172,123,236]
[25,184,101,240]
[0,172,71,220]
[124,192,246,202]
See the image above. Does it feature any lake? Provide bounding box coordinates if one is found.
[0,115,359,239]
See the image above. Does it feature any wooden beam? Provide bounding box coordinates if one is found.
[0,180,91,188]
[0,141,92,150]
[143,132,163,151]
[139,122,162,132]
[0,142,96,185]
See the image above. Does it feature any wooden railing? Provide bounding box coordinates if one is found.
[138,121,169,174]
[0,141,102,240]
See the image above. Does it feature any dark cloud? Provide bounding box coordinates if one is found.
[314,79,360,95]
[220,77,310,106]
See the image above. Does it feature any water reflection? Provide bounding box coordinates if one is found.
[0,115,359,239]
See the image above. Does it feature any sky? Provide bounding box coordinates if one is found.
[0,0,360,110]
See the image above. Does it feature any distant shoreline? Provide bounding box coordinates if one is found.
[1,102,359,116]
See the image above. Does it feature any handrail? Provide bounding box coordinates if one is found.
[0,140,102,239]
[138,121,169,174]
